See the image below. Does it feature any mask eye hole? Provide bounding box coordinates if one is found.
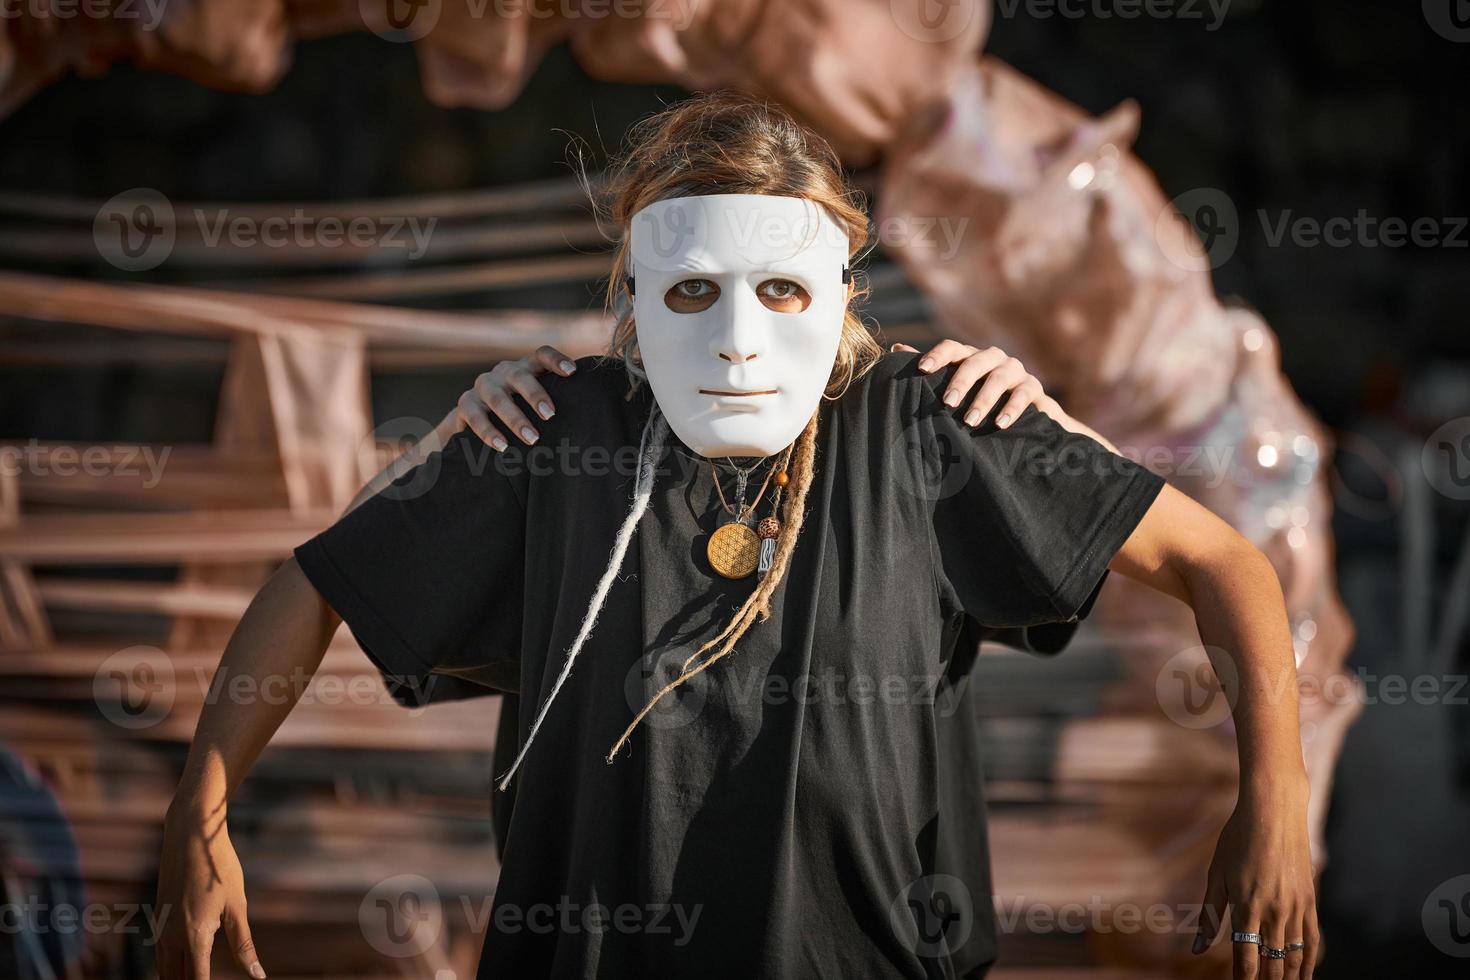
[664,278,720,313]
[757,278,811,314]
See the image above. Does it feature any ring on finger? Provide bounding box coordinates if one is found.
[1261,946,1288,959]
[1285,941,1305,952]
[1231,931,1263,945]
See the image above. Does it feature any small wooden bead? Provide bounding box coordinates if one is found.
[774,470,790,487]
[757,517,781,540]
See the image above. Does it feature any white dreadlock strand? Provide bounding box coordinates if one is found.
[495,405,668,792]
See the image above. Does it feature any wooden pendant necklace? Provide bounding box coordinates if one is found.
[707,448,792,580]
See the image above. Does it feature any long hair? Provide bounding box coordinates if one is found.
[497,93,884,789]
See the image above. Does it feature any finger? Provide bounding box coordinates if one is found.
[916,339,975,373]
[475,376,539,445]
[504,364,556,421]
[1282,902,1311,980]
[961,358,1025,426]
[944,348,1009,410]
[458,392,508,452]
[1192,870,1228,955]
[533,345,577,376]
[1032,393,1064,423]
[1301,902,1321,980]
[1262,906,1288,980]
[993,379,1043,429]
[224,905,266,979]
[188,923,216,980]
[889,343,919,353]
[1232,907,1262,980]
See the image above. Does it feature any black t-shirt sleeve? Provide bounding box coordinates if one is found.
[294,429,526,706]
[926,395,1165,631]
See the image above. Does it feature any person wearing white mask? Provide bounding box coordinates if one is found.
[157,93,1318,980]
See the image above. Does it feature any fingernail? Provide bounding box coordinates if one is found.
[1191,935,1205,954]
[521,427,539,444]
[943,390,960,407]
[250,964,267,979]
[560,360,576,374]
[918,358,935,372]
[964,410,982,426]
[491,436,508,452]
[537,401,554,420]
[998,413,1011,427]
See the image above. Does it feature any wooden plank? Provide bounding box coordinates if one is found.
[0,508,334,562]
[0,179,589,222]
[224,252,613,301]
[0,218,604,267]
[0,269,612,354]
[7,442,287,508]
[0,338,561,370]
[34,578,257,618]
[0,466,51,648]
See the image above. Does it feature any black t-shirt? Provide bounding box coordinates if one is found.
[294,352,1164,980]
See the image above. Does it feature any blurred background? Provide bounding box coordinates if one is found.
[1,1,1467,977]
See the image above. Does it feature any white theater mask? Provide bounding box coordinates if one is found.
[629,193,851,458]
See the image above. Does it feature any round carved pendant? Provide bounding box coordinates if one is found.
[707,521,760,579]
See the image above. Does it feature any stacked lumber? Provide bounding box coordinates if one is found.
[0,184,606,976]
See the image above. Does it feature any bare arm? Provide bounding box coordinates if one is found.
[1110,483,1316,975]
[170,559,341,813]
[157,559,340,980]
